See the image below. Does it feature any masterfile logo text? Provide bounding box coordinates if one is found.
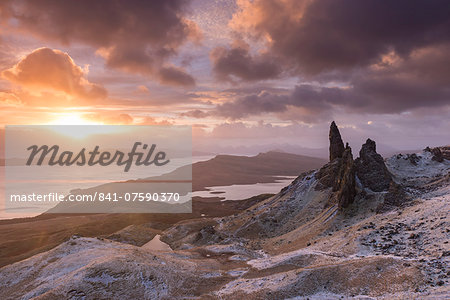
[3,125,192,216]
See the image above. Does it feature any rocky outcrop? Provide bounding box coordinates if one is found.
[317,122,346,190]
[431,148,444,162]
[317,122,356,209]
[315,159,341,190]
[355,139,412,210]
[440,146,450,160]
[335,146,356,209]
[355,139,392,192]
[377,181,409,212]
[425,146,445,163]
[329,121,345,161]
[407,153,420,165]
[320,125,412,211]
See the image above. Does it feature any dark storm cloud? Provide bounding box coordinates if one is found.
[228,0,450,75]
[209,86,336,121]
[1,0,199,87]
[180,109,210,118]
[158,66,196,87]
[215,91,289,119]
[211,50,450,121]
[210,44,281,82]
[207,0,450,118]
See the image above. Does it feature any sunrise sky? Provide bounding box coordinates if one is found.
[0,0,449,155]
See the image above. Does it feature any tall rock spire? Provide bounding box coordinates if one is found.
[329,121,345,161]
[335,145,356,209]
[316,122,356,209]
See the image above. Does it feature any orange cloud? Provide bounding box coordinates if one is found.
[137,116,173,126]
[83,113,173,126]
[0,91,23,108]
[1,1,200,87]
[84,113,133,125]
[136,85,150,94]
[2,48,107,99]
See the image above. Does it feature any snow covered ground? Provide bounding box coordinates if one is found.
[0,150,448,299]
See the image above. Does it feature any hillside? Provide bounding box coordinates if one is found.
[0,123,448,299]
[43,151,325,213]
[190,151,325,191]
[0,151,320,267]
[147,151,325,191]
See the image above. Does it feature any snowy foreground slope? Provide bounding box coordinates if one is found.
[0,146,449,299]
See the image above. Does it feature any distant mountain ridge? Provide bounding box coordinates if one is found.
[44,151,326,213]
[135,150,326,192]
[189,151,326,191]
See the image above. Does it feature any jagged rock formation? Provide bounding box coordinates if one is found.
[317,122,356,209]
[378,181,409,212]
[431,148,444,162]
[316,122,345,190]
[425,146,445,163]
[440,146,450,160]
[329,121,345,161]
[355,139,392,192]
[315,159,341,190]
[354,139,410,210]
[319,124,410,210]
[335,146,356,208]
[407,153,420,165]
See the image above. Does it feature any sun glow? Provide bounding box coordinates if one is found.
[46,113,124,139]
[48,113,102,126]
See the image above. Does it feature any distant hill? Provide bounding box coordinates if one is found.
[146,151,326,191]
[46,151,326,213]
[0,151,324,266]
[191,151,326,191]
